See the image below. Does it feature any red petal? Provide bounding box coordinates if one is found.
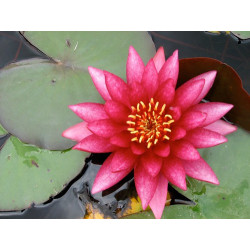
[129,81,148,106]
[163,156,187,190]
[173,79,205,111]
[140,151,163,177]
[171,140,200,160]
[178,110,207,130]
[168,106,182,121]
[153,47,165,72]
[131,142,146,155]
[153,142,170,157]
[69,103,108,122]
[92,154,133,194]
[158,50,179,87]
[154,79,175,106]
[170,126,186,141]
[73,134,117,153]
[189,71,217,104]
[62,121,92,142]
[185,127,227,148]
[190,102,234,127]
[149,174,168,219]
[141,59,159,98]
[88,66,111,101]
[88,119,127,138]
[104,71,130,107]
[204,120,237,135]
[134,162,159,210]
[182,158,219,185]
[126,46,145,87]
[105,100,130,123]
[110,131,131,147]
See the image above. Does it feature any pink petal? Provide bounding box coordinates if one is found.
[111,148,137,172]
[88,119,127,138]
[168,106,182,121]
[141,59,159,98]
[154,79,175,106]
[104,71,130,107]
[110,131,131,147]
[188,71,217,105]
[170,126,186,141]
[140,151,163,177]
[178,110,207,130]
[69,103,108,122]
[171,140,200,160]
[158,50,179,87]
[126,46,145,87]
[182,158,219,185]
[185,127,227,148]
[105,100,130,123]
[172,79,205,111]
[153,142,170,157]
[153,47,165,72]
[190,102,234,127]
[88,66,111,101]
[149,174,168,219]
[131,142,146,155]
[204,120,237,135]
[129,81,148,106]
[92,154,133,194]
[134,162,159,210]
[62,121,92,142]
[73,134,117,153]
[163,156,187,190]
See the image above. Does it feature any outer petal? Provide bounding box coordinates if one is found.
[131,142,146,155]
[185,127,227,148]
[134,162,158,210]
[190,102,234,127]
[126,46,145,87]
[168,106,182,121]
[73,134,117,153]
[153,46,165,72]
[171,140,200,160]
[170,126,186,141]
[158,50,179,87]
[110,131,131,147]
[140,151,163,177]
[69,103,108,122]
[163,156,187,190]
[88,119,127,138]
[172,79,205,111]
[182,158,219,185]
[62,121,92,142]
[188,71,217,104]
[105,100,130,122]
[153,142,170,157]
[154,79,175,106]
[149,174,168,219]
[104,71,130,107]
[88,66,111,101]
[141,59,159,98]
[111,148,137,172]
[178,111,207,130]
[92,154,133,194]
[204,120,237,135]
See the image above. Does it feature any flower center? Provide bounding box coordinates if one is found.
[126,98,174,149]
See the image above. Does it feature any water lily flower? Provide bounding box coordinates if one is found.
[62,46,237,219]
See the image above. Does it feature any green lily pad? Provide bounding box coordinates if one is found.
[232,31,250,40]
[125,127,250,219]
[0,124,7,136]
[0,32,155,150]
[0,133,88,211]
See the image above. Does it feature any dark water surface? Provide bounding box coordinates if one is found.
[0,31,249,219]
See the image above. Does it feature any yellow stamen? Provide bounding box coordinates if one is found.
[148,103,152,112]
[130,130,138,134]
[163,135,170,140]
[131,106,136,112]
[150,98,154,105]
[131,137,138,142]
[128,128,135,132]
[137,103,140,112]
[147,142,152,149]
[154,139,158,145]
[140,101,146,109]
[154,102,159,111]
[139,135,144,143]
[165,114,172,119]
[159,104,166,115]
[166,119,174,125]
[164,128,171,132]
[126,121,135,125]
[128,115,136,119]
[136,114,141,118]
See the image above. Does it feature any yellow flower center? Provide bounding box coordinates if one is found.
[127,98,174,149]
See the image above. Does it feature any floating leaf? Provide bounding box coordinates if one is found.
[125,128,250,219]
[177,57,250,131]
[232,31,250,40]
[0,32,155,150]
[0,124,7,136]
[0,134,88,211]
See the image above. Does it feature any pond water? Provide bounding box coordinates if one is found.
[0,31,249,219]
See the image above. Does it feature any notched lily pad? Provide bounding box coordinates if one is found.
[232,31,250,40]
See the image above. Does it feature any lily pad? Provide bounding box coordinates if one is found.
[125,127,250,219]
[0,124,7,136]
[232,31,250,40]
[0,32,155,150]
[0,133,88,211]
